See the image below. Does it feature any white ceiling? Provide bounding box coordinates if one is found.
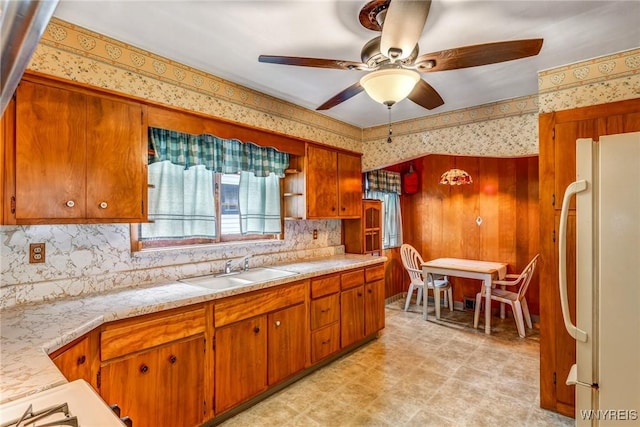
[52,0,640,128]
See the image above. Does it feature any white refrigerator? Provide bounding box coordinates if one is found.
[558,131,640,426]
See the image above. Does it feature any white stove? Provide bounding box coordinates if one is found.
[0,380,125,427]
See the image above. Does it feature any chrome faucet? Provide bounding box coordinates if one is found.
[243,255,251,271]
[225,260,232,274]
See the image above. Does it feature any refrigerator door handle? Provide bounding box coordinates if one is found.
[558,180,589,343]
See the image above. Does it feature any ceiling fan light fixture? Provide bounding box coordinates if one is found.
[359,68,420,106]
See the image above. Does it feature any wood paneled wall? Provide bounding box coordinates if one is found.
[387,154,540,314]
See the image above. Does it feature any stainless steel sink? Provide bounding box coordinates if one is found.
[179,267,298,291]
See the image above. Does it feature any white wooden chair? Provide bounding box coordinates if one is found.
[473,254,540,337]
[400,244,452,318]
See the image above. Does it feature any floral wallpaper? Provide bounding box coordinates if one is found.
[538,48,640,113]
[34,19,362,151]
[2,17,637,308]
[362,97,539,170]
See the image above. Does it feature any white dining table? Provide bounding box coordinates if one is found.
[422,258,508,334]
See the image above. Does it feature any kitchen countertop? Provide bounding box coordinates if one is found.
[0,254,385,404]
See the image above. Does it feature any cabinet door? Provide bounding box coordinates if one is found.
[86,96,144,220]
[337,152,362,217]
[52,336,94,386]
[306,145,338,218]
[341,285,365,348]
[155,338,205,427]
[15,81,87,220]
[215,316,268,414]
[267,303,307,385]
[365,279,385,336]
[101,336,204,427]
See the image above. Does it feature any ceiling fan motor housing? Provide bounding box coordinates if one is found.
[361,36,418,69]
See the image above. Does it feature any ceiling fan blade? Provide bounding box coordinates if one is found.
[415,39,544,72]
[380,0,431,61]
[408,79,444,110]
[259,55,368,71]
[316,82,365,110]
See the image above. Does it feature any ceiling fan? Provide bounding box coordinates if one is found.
[258,0,543,112]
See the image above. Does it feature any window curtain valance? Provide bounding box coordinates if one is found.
[148,127,290,177]
[365,169,402,194]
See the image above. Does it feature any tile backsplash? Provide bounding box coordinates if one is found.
[0,220,342,308]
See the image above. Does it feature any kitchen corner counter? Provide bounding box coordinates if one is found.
[0,254,385,404]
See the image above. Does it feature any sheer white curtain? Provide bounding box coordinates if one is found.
[238,171,281,234]
[142,161,216,239]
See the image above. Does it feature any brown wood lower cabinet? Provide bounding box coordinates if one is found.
[46,262,386,426]
[341,265,386,348]
[310,274,342,363]
[215,316,268,414]
[50,332,99,390]
[268,303,307,384]
[101,336,205,427]
[213,281,308,414]
[99,305,208,427]
[341,285,366,348]
[365,278,385,336]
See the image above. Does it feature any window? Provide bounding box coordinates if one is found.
[131,128,289,251]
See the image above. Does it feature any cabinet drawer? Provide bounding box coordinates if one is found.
[101,307,206,361]
[310,294,340,330]
[215,281,306,327]
[311,323,340,364]
[310,274,340,298]
[365,264,385,283]
[341,269,364,290]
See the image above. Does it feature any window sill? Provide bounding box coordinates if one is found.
[131,238,286,257]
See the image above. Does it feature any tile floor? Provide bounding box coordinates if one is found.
[219,300,574,426]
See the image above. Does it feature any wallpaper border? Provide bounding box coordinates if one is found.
[39,18,362,142]
[538,48,640,94]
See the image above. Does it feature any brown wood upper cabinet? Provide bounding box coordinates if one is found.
[344,199,383,255]
[8,77,147,224]
[306,145,361,219]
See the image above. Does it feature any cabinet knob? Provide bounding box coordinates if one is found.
[168,355,177,364]
[331,207,336,212]
[99,201,108,209]
[274,320,281,327]
[322,339,331,345]
[139,364,149,374]
[65,200,75,208]
[253,326,260,334]
[321,308,330,313]
[341,207,346,211]
[77,355,86,365]
[357,292,363,297]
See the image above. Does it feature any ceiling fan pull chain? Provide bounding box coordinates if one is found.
[387,104,393,143]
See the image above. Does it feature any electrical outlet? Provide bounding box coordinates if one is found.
[29,243,45,264]
[312,229,318,240]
